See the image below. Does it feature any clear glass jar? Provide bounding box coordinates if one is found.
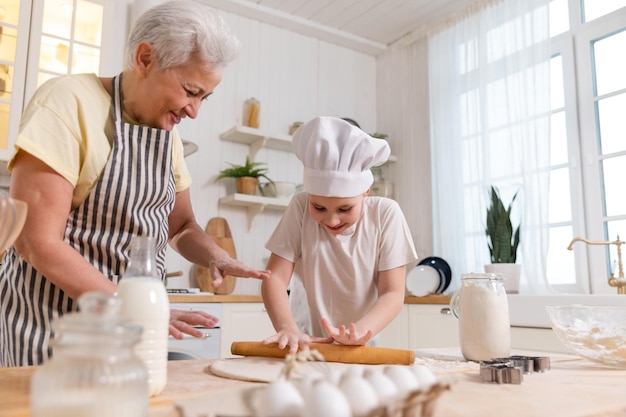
[243,97,260,128]
[450,273,511,361]
[30,292,148,417]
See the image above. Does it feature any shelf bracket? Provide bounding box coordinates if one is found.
[246,203,265,231]
[249,138,268,160]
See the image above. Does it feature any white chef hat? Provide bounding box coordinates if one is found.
[292,116,390,197]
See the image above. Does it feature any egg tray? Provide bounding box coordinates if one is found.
[242,381,451,417]
[366,382,451,417]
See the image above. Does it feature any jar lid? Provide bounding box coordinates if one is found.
[461,272,502,280]
[52,292,142,344]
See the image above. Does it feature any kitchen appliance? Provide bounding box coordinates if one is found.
[168,303,221,360]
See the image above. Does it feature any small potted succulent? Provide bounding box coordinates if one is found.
[484,185,521,293]
[215,156,273,195]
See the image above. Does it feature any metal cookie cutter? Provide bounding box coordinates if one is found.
[480,355,551,384]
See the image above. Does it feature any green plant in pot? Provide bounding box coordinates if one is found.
[215,156,273,195]
[485,185,521,293]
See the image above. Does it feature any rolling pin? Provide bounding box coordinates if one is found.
[231,341,415,365]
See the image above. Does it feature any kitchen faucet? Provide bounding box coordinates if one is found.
[567,235,625,294]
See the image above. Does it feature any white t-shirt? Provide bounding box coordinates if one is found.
[265,192,418,337]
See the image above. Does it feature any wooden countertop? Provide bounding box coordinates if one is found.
[3,349,626,417]
[168,294,263,303]
[168,294,451,304]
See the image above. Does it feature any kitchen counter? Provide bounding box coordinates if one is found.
[168,294,264,303]
[2,348,625,417]
[168,294,451,304]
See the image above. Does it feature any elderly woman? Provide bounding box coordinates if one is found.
[0,0,269,367]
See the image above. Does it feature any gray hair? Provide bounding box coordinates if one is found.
[124,0,240,71]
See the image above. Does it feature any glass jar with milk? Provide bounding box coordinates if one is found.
[30,292,148,417]
[116,235,170,397]
[450,273,511,361]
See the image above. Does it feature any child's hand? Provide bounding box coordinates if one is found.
[262,330,333,354]
[321,318,373,346]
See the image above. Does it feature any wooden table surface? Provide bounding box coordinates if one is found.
[2,348,625,417]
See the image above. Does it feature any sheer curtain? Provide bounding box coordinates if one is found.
[428,0,553,293]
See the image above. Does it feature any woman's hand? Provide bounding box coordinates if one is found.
[167,189,271,289]
[321,318,373,346]
[168,308,219,339]
[208,250,270,288]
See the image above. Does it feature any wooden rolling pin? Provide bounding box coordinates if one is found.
[231,341,415,365]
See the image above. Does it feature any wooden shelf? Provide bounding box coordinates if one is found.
[220,125,293,159]
[220,125,397,162]
[219,193,291,230]
[218,125,396,228]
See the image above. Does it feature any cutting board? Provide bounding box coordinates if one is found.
[194,217,237,294]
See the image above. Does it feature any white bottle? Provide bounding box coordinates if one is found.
[116,236,170,397]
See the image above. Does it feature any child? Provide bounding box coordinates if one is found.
[261,116,418,353]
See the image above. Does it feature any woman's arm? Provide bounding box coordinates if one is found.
[9,151,116,300]
[167,188,270,286]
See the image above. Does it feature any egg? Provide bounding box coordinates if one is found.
[342,364,365,379]
[384,365,420,394]
[255,376,304,417]
[411,364,437,389]
[364,369,398,402]
[325,369,343,385]
[295,373,322,402]
[304,380,352,417]
[338,374,379,415]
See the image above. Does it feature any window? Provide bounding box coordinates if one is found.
[549,0,626,293]
[428,0,626,294]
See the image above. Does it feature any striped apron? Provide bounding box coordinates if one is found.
[0,74,176,366]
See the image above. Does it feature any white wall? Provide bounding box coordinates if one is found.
[161,10,378,293]
[376,40,433,263]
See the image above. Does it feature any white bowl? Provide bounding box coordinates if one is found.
[261,182,296,198]
[546,305,626,368]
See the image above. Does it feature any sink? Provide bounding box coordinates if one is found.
[508,294,626,328]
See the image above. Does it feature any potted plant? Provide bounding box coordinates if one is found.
[484,185,521,293]
[215,156,273,195]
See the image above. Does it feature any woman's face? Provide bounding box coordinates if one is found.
[135,51,224,130]
[308,192,368,235]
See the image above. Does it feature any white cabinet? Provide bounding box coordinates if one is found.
[379,302,566,354]
[379,304,459,350]
[219,302,275,358]
[407,304,460,349]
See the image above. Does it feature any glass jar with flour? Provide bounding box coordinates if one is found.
[450,273,511,361]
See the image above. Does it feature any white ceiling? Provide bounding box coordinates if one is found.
[204,0,478,55]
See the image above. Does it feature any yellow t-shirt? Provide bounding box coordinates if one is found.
[12,73,192,209]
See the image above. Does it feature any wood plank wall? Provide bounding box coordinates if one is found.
[166,10,378,294]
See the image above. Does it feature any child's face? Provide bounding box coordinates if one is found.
[308,192,369,235]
